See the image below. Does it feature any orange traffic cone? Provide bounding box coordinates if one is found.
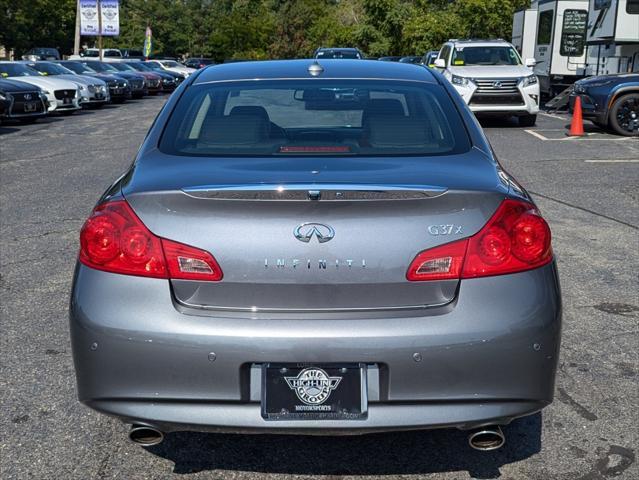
[568,96,585,136]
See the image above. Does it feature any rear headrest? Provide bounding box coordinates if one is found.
[362,99,405,125]
[199,115,268,144]
[230,105,270,122]
[366,115,431,147]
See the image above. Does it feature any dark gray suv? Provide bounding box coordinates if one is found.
[70,60,561,451]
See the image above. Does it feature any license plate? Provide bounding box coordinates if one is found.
[23,102,37,112]
[262,363,367,420]
[63,98,72,105]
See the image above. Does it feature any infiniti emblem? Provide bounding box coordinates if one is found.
[294,223,335,243]
[493,81,503,88]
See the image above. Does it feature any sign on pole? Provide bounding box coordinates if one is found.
[79,0,119,36]
[100,0,120,36]
[79,0,99,35]
[143,26,153,59]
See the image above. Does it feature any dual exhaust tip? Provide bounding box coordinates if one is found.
[128,425,164,446]
[127,424,505,451]
[467,425,505,451]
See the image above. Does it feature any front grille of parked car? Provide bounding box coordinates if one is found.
[131,79,144,89]
[469,78,524,106]
[470,93,525,106]
[9,91,45,115]
[54,89,76,100]
[88,85,96,93]
[12,91,40,102]
[148,79,160,87]
[473,78,520,94]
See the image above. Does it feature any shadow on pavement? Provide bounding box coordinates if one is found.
[0,125,21,135]
[146,413,541,479]
[476,116,522,129]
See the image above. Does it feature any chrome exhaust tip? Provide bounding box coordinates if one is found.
[128,425,164,446]
[468,426,505,451]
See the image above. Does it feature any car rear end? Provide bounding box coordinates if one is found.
[70,61,561,438]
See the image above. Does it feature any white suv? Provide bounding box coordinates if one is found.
[434,39,539,127]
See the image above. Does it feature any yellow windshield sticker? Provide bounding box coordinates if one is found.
[453,60,465,65]
[1,72,7,77]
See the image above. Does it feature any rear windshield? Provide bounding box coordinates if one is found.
[159,80,471,156]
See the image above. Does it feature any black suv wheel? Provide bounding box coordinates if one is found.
[609,93,639,136]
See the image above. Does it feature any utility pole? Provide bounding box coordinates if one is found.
[98,0,103,61]
[74,0,81,55]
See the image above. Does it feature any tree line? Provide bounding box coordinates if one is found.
[1,0,530,60]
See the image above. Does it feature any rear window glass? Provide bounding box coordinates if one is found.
[159,80,471,156]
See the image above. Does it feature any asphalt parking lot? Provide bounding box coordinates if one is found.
[1,99,638,479]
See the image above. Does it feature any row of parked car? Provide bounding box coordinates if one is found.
[0,59,197,123]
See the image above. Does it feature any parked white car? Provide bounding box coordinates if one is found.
[22,61,110,107]
[434,39,540,126]
[145,60,195,77]
[0,62,81,114]
[81,48,123,59]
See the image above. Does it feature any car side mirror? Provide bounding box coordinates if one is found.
[525,58,536,68]
[434,59,446,69]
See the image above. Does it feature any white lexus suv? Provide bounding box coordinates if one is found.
[434,39,539,127]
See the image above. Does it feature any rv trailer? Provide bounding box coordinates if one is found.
[512,7,539,60]
[580,0,639,76]
[532,0,590,95]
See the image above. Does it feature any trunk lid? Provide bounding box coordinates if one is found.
[124,153,506,312]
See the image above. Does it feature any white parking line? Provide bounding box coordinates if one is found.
[540,112,569,120]
[524,129,637,142]
[525,129,549,140]
[584,159,639,163]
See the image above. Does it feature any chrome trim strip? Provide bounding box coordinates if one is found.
[175,296,453,313]
[182,183,448,201]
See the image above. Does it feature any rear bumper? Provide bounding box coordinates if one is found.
[70,262,562,434]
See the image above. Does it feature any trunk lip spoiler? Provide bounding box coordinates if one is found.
[181,183,448,201]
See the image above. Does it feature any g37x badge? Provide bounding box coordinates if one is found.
[428,224,463,235]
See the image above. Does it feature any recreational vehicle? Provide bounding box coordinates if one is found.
[580,0,639,76]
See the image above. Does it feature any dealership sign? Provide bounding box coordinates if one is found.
[80,0,119,36]
[80,0,99,35]
[100,0,120,36]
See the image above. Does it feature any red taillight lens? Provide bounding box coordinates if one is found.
[462,199,552,278]
[80,201,167,278]
[407,199,552,281]
[79,200,222,281]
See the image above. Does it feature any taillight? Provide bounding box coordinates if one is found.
[407,199,552,281]
[462,199,552,278]
[406,239,467,281]
[79,200,222,281]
